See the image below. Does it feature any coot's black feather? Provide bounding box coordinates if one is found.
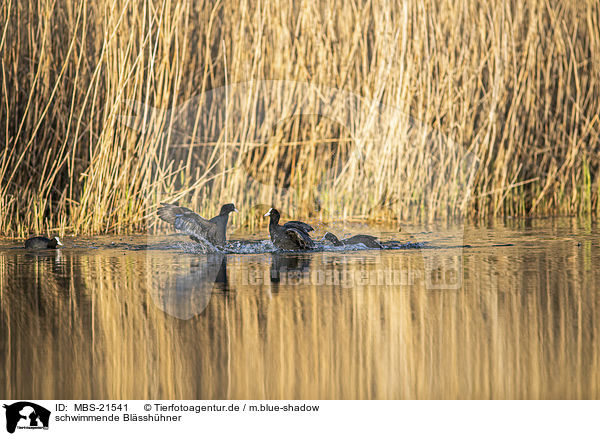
[283,220,314,233]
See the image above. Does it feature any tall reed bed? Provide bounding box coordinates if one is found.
[1,0,599,236]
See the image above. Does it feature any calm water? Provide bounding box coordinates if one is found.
[1,219,599,399]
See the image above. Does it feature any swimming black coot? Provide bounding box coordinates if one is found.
[264,208,315,250]
[25,236,63,249]
[323,231,382,249]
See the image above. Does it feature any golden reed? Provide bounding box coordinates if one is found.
[1,0,599,236]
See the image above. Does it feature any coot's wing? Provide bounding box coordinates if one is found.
[157,203,216,242]
[285,228,314,249]
[284,220,314,233]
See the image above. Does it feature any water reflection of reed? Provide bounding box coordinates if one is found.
[0,242,599,399]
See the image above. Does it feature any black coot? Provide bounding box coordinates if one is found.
[25,236,63,249]
[158,203,237,246]
[264,208,315,250]
[323,231,382,249]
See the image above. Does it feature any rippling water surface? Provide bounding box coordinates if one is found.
[1,219,599,399]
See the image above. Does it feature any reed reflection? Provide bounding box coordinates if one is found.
[0,226,599,400]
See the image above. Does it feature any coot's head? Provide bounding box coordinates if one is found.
[264,207,280,224]
[323,232,341,245]
[219,203,238,215]
[49,236,63,248]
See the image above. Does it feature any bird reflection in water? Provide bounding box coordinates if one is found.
[149,253,229,320]
[269,253,312,292]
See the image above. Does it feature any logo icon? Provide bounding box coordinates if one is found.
[3,402,50,434]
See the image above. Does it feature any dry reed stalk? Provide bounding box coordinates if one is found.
[0,0,598,236]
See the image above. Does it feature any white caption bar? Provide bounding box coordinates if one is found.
[0,400,597,435]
